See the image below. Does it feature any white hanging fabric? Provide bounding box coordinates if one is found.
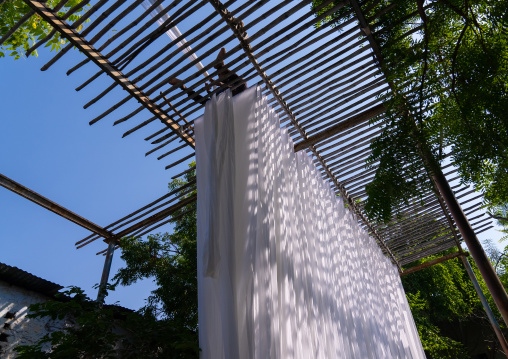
[142,0,209,77]
[195,86,426,359]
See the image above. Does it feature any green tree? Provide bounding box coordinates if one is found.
[312,0,508,222]
[113,172,198,329]
[15,165,198,358]
[488,203,508,243]
[0,0,89,59]
[15,285,199,358]
[402,251,478,358]
[401,247,508,358]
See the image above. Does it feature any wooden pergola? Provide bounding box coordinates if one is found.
[1,0,507,354]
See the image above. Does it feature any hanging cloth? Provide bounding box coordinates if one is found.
[195,86,426,359]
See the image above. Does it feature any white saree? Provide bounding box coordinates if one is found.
[195,86,425,359]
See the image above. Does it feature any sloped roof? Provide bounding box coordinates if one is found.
[0,262,63,297]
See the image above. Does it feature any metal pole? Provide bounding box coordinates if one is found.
[96,240,116,303]
[461,255,508,358]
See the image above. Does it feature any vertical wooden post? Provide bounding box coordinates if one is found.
[461,255,508,358]
[408,116,508,327]
[96,241,115,303]
[426,153,508,327]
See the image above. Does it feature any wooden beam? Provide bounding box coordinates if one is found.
[294,104,385,152]
[23,0,194,148]
[112,193,197,240]
[400,251,467,277]
[97,241,115,303]
[0,172,112,239]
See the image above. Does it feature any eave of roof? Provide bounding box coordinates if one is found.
[0,262,63,297]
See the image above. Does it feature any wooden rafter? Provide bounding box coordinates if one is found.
[400,252,468,277]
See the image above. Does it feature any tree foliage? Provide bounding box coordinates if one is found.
[113,170,198,330]
[313,0,508,222]
[402,250,479,358]
[15,286,199,359]
[0,0,89,59]
[15,164,198,358]
[488,203,508,242]
[401,244,508,358]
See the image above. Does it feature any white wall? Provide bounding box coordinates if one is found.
[0,280,68,358]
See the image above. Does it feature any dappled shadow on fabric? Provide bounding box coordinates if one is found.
[195,87,425,359]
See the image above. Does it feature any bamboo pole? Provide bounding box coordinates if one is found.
[40,0,111,71]
[75,180,196,248]
[68,0,198,76]
[145,136,179,156]
[285,64,380,110]
[400,251,467,276]
[278,53,374,102]
[289,70,383,115]
[77,184,197,248]
[318,121,383,153]
[259,16,356,74]
[398,240,458,265]
[86,0,267,117]
[145,126,171,142]
[295,104,384,152]
[79,0,211,100]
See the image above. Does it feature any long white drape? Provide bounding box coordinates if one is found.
[195,86,426,359]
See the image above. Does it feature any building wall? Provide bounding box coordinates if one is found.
[0,280,68,358]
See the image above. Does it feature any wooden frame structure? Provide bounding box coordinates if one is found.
[11,0,486,260]
[2,0,507,352]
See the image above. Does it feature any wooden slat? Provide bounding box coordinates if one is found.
[294,104,385,151]
[23,0,194,148]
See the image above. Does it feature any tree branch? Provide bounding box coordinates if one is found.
[437,0,469,21]
[417,0,429,125]
[495,251,508,272]
[451,21,468,100]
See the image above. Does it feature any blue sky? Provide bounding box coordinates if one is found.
[0,2,505,310]
[0,48,178,309]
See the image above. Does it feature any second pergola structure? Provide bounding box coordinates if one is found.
[1,0,507,355]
